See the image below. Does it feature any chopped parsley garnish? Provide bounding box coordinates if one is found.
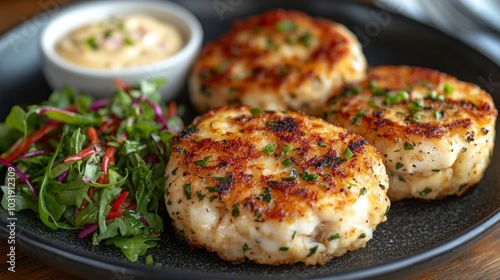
[328,233,340,241]
[282,177,296,181]
[215,61,228,74]
[317,141,327,147]
[258,187,272,202]
[383,91,409,105]
[264,142,277,155]
[183,184,192,200]
[434,110,443,120]
[206,186,219,192]
[341,86,362,97]
[232,203,240,217]
[385,205,390,216]
[276,20,297,32]
[300,171,319,181]
[419,187,432,196]
[458,183,468,192]
[408,99,424,112]
[103,29,113,38]
[282,158,293,167]
[242,243,250,252]
[373,88,388,96]
[250,108,263,115]
[85,36,98,50]
[213,176,229,183]
[404,142,414,150]
[368,80,377,89]
[209,195,218,202]
[124,38,134,46]
[431,169,440,172]
[299,33,312,47]
[396,162,404,169]
[359,187,367,196]
[344,147,354,159]
[279,247,289,251]
[352,109,369,124]
[196,191,205,201]
[359,233,366,239]
[306,245,319,257]
[443,83,454,94]
[194,156,211,167]
[291,231,296,240]
[420,80,435,89]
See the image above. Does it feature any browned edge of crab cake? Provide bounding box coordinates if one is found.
[165,105,390,265]
[325,65,497,201]
[189,9,367,116]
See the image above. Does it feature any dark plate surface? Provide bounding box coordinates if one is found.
[0,1,499,279]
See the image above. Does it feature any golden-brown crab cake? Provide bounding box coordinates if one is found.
[326,65,497,201]
[189,10,366,116]
[164,106,389,266]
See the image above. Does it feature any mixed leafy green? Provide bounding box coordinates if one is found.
[0,79,183,262]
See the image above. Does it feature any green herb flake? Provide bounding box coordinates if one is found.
[344,147,354,160]
[213,176,229,183]
[103,29,113,38]
[328,233,340,241]
[194,156,211,167]
[232,203,240,217]
[404,142,414,150]
[419,187,432,196]
[264,142,277,155]
[359,233,366,239]
[420,80,435,89]
[368,80,377,89]
[443,83,454,94]
[279,247,289,251]
[206,186,219,192]
[276,20,297,32]
[317,141,327,147]
[209,195,218,202]
[461,147,467,153]
[242,243,250,253]
[359,187,367,196]
[396,162,404,170]
[458,183,468,192]
[124,38,134,46]
[282,177,296,182]
[352,110,368,124]
[306,245,319,257]
[299,33,312,47]
[385,205,390,216]
[258,187,272,202]
[183,184,192,200]
[431,169,440,172]
[250,108,263,115]
[85,36,98,50]
[196,191,205,202]
[300,171,319,181]
[171,167,179,175]
[291,231,296,240]
[434,110,443,120]
[282,158,293,167]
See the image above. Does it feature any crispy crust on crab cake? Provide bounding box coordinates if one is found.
[164,106,389,265]
[189,10,366,116]
[326,65,497,201]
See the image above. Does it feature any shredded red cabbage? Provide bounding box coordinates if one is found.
[77,223,98,239]
[144,98,169,130]
[20,149,51,159]
[89,99,110,111]
[56,170,69,182]
[0,157,38,200]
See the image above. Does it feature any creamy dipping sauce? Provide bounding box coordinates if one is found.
[56,15,184,69]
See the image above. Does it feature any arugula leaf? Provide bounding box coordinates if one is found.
[105,235,160,262]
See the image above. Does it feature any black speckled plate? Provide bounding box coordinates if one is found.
[0,1,499,279]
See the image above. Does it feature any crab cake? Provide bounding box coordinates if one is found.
[326,65,497,201]
[164,106,389,265]
[189,10,366,116]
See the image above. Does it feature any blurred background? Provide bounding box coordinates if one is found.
[376,0,500,65]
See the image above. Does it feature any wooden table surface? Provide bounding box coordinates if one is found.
[0,0,499,279]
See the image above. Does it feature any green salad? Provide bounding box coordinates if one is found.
[0,78,184,262]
